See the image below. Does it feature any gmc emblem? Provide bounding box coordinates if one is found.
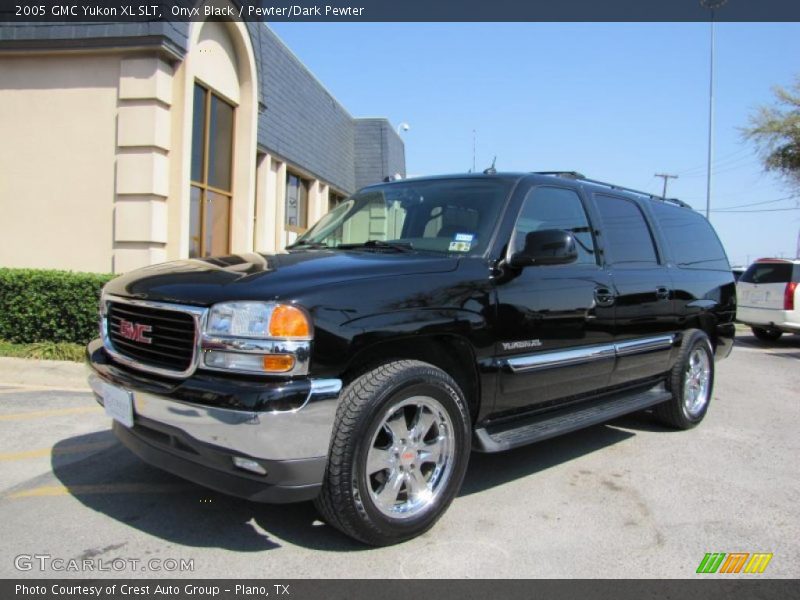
[118,319,153,344]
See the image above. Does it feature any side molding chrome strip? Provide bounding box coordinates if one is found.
[506,344,616,373]
[505,334,675,374]
[614,335,675,357]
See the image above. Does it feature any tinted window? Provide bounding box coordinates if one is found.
[513,186,596,265]
[593,195,658,265]
[650,202,730,270]
[740,262,794,284]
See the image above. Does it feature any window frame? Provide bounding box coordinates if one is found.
[505,184,601,268]
[189,81,235,258]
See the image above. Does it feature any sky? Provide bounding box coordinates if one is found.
[269,22,800,266]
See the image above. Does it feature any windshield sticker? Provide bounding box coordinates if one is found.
[449,241,472,252]
[454,233,475,242]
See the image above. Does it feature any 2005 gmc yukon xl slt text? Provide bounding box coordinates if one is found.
[86,172,736,546]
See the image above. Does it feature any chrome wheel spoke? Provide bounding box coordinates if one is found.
[410,408,437,442]
[366,447,394,476]
[374,470,404,511]
[418,435,446,465]
[384,411,410,443]
[405,468,429,499]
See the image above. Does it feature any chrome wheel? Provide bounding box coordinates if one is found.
[683,346,711,417]
[363,396,456,519]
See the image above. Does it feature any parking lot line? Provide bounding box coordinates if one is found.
[0,406,101,421]
[0,440,116,461]
[0,383,90,394]
[7,482,191,499]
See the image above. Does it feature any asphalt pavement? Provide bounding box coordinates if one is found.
[0,332,798,578]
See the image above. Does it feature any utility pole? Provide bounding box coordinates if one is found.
[654,173,678,198]
[700,0,728,220]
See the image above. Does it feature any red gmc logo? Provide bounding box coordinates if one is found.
[119,319,153,344]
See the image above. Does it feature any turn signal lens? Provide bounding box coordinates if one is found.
[269,305,311,339]
[262,354,296,373]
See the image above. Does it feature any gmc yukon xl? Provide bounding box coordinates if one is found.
[86,172,736,545]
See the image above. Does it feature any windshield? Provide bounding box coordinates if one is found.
[294,178,513,256]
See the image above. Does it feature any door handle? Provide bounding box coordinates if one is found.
[594,287,616,307]
[656,286,670,300]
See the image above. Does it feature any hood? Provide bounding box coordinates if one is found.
[103,249,459,305]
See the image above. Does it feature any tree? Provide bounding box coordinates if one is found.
[742,76,800,188]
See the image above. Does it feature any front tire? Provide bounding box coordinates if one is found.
[752,326,783,342]
[314,360,471,546]
[654,329,714,430]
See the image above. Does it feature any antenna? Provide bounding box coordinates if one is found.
[483,156,497,175]
[472,129,476,174]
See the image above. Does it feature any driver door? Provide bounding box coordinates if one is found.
[492,185,615,414]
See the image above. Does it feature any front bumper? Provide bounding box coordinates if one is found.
[86,339,342,503]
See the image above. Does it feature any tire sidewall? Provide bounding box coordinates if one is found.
[350,368,471,541]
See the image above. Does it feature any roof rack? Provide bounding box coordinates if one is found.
[534,171,586,179]
[532,171,692,209]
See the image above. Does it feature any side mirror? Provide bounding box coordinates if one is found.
[509,229,578,268]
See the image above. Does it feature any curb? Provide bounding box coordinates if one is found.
[0,357,89,391]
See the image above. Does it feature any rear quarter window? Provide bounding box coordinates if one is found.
[650,202,730,270]
[740,262,794,284]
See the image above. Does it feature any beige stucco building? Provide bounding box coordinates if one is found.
[0,11,405,274]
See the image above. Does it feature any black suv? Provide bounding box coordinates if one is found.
[86,172,736,545]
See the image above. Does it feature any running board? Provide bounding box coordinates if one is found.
[474,385,671,453]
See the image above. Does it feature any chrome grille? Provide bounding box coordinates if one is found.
[107,302,196,373]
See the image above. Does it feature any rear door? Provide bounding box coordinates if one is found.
[737,261,794,310]
[590,193,676,386]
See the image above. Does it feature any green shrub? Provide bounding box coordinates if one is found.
[0,268,115,345]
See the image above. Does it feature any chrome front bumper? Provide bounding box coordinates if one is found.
[88,373,342,462]
[86,338,342,502]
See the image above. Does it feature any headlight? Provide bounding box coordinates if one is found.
[202,301,312,376]
[205,301,312,340]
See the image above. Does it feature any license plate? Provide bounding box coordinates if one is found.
[101,382,134,428]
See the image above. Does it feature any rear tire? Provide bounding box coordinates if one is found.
[752,326,783,342]
[654,329,714,430]
[314,360,471,546]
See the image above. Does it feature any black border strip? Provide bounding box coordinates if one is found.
[1,0,800,23]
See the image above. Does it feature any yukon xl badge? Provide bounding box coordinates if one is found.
[502,339,542,351]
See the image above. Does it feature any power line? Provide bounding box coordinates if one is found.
[711,194,799,211]
[675,147,752,176]
[679,158,760,179]
[712,207,800,213]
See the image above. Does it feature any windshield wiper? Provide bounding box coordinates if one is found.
[286,241,330,250]
[337,240,414,253]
